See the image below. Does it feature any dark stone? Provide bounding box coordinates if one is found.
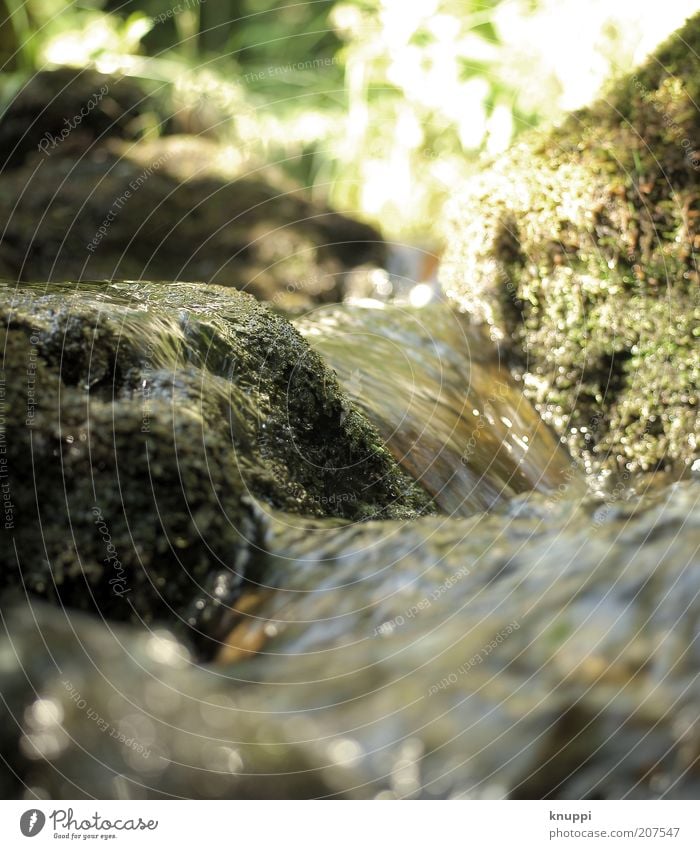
[0,136,384,309]
[0,280,430,651]
[0,68,151,168]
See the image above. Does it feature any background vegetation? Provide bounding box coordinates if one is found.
[1,0,699,237]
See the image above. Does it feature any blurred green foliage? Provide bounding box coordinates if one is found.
[0,0,532,236]
[2,0,692,236]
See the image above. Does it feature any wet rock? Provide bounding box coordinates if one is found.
[440,14,700,475]
[1,480,698,799]
[0,280,430,647]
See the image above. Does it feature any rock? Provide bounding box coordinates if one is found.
[440,14,700,475]
[0,94,385,308]
[1,480,699,799]
[0,280,430,649]
[0,601,338,800]
[0,68,151,168]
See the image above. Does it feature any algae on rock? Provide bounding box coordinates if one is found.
[441,14,700,475]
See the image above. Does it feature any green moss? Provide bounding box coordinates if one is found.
[441,13,700,474]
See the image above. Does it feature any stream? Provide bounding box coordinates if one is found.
[0,279,698,799]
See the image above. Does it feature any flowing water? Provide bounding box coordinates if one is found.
[296,301,584,516]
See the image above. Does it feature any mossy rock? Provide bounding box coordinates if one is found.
[0,67,385,310]
[0,280,430,649]
[441,14,700,475]
[0,68,152,168]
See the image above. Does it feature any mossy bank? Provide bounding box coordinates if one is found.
[441,14,700,475]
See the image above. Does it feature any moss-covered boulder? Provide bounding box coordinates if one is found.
[441,15,700,475]
[0,280,430,650]
[0,127,384,310]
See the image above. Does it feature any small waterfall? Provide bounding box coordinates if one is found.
[296,301,584,516]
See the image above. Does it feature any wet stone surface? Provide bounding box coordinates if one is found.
[0,280,430,653]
